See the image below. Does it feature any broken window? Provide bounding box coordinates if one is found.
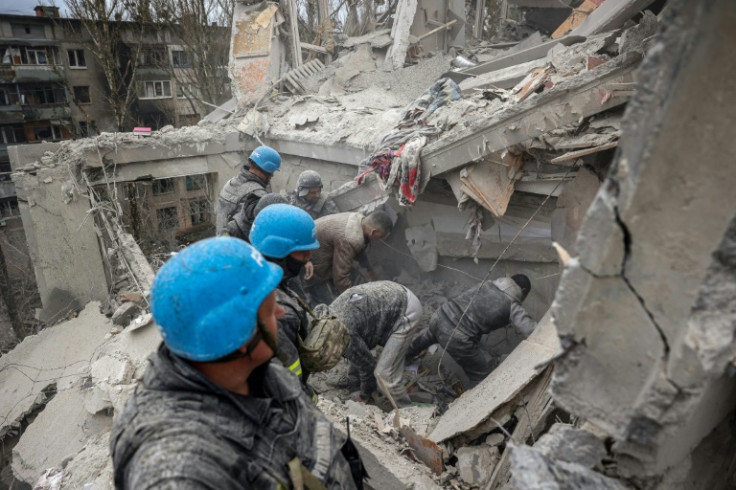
[185,174,206,191]
[67,49,86,68]
[0,199,20,218]
[20,85,66,105]
[73,86,90,104]
[172,50,192,68]
[189,199,210,225]
[0,125,25,144]
[152,178,175,195]
[139,80,172,99]
[140,47,168,67]
[156,206,179,232]
[32,124,63,141]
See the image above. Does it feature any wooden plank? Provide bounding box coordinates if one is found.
[550,141,618,164]
[415,19,457,43]
[551,0,602,39]
[300,42,328,54]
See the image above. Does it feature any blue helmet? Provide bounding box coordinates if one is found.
[150,237,283,361]
[250,203,320,259]
[249,145,281,174]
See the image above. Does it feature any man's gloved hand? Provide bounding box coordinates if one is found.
[304,260,314,280]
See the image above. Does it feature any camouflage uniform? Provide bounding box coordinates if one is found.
[215,169,270,234]
[111,344,358,490]
[286,191,339,220]
[330,281,422,407]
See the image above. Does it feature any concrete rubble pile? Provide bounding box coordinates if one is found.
[2,0,736,488]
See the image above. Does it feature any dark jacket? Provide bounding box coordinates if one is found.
[110,344,357,490]
[287,191,340,220]
[275,284,310,379]
[329,281,408,394]
[432,277,536,340]
[216,169,269,234]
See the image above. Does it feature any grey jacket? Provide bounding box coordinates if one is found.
[287,191,340,220]
[111,344,357,490]
[432,277,536,341]
[216,168,270,234]
[275,285,309,379]
[329,281,408,395]
[307,213,368,292]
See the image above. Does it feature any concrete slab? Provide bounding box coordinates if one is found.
[429,313,561,443]
[0,303,110,439]
[570,0,658,38]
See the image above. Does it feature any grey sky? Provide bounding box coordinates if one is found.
[0,0,69,17]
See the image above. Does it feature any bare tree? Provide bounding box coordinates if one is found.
[149,0,234,119]
[63,0,146,131]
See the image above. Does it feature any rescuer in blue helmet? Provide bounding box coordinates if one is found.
[215,145,282,235]
[110,237,362,489]
[250,204,320,383]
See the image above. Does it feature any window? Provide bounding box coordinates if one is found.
[189,199,210,225]
[73,86,90,103]
[139,80,172,99]
[21,85,66,105]
[185,175,206,191]
[172,50,192,68]
[140,47,167,67]
[26,48,48,65]
[0,199,20,218]
[152,178,175,195]
[67,49,86,68]
[33,124,63,141]
[0,125,25,144]
[157,207,179,232]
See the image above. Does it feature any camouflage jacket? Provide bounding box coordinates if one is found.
[286,191,339,220]
[216,169,269,234]
[111,344,357,490]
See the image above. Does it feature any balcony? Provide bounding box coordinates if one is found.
[22,104,71,121]
[13,65,63,83]
[0,105,23,124]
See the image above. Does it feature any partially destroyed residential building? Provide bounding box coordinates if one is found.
[1,0,735,488]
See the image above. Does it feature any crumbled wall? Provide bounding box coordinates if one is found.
[551,0,736,484]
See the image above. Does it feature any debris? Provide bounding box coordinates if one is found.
[399,426,444,475]
[533,424,606,469]
[456,445,499,487]
[111,302,140,326]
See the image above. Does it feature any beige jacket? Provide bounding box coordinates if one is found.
[308,212,367,292]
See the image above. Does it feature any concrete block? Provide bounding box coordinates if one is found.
[84,385,113,415]
[485,433,505,447]
[111,302,141,326]
[91,354,134,385]
[534,424,606,469]
[456,445,499,487]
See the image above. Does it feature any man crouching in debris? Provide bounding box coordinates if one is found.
[110,237,362,489]
[305,210,394,305]
[324,281,422,408]
[287,170,339,220]
[406,274,537,389]
[215,145,281,234]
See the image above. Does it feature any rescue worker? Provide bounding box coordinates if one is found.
[287,170,339,220]
[323,281,422,408]
[224,192,288,241]
[110,237,361,489]
[406,274,537,388]
[250,204,319,382]
[305,210,393,305]
[215,145,281,234]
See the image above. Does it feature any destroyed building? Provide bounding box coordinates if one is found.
[1,0,735,488]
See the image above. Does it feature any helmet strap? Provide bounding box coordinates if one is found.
[205,320,278,363]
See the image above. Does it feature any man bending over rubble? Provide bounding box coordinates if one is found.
[110,237,361,489]
[305,210,393,304]
[406,274,537,388]
[215,145,281,234]
[323,280,422,408]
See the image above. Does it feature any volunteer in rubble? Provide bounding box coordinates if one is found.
[110,237,361,489]
[224,192,289,241]
[406,274,537,388]
[287,170,339,220]
[250,203,320,383]
[215,145,281,234]
[305,210,394,305]
[324,280,422,408]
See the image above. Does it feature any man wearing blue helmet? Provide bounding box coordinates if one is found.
[215,145,281,234]
[110,237,361,489]
[250,204,321,383]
